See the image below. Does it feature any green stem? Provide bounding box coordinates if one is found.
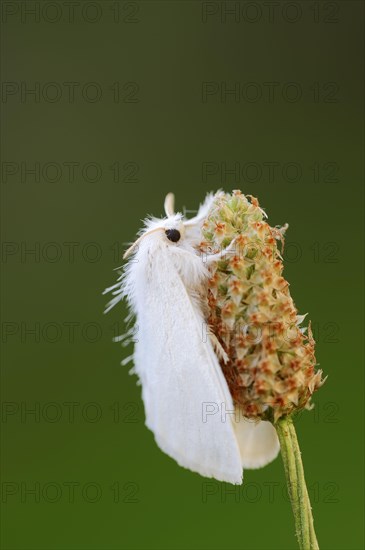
[275,416,319,550]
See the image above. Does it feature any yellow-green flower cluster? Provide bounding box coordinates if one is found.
[201,190,324,422]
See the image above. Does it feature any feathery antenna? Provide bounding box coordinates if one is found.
[164,193,175,217]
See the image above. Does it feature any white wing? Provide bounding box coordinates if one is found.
[129,236,243,484]
[233,417,280,469]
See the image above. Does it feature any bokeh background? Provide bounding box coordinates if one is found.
[1,1,364,549]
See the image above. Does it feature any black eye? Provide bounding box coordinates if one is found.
[165,229,181,243]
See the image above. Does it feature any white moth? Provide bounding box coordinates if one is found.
[104,192,279,484]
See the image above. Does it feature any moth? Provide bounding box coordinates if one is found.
[104,192,279,484]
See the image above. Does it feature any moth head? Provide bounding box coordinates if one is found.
[123,192,211,259]
[165,228,181,243]
[163,208,186,244]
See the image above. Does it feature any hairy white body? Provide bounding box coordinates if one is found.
[104,194,279,484]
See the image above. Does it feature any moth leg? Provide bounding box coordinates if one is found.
[203,237,238,265]
[184,193,215,227]
[210,333,229,364]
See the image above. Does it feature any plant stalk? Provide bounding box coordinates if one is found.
[275,415,319,550]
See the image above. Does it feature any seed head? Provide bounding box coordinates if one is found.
[201,190,325,422]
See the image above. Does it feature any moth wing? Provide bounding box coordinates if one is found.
[232,417,280,469]
[133,245,243,484]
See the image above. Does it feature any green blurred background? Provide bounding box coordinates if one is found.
[1,1,363,549]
